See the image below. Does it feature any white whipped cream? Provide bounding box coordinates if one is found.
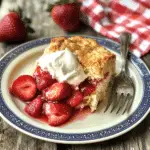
[37,48,87,86]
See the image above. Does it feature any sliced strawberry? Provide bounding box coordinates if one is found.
[43,102,53,116]
[33,66,56,91]
[44,103,72,126]
[9,86,13,95]
[24,95,43,118]
[42,82,72,101]
[11,75,37,101]
[80,80,96,96]
[66,90,83,107]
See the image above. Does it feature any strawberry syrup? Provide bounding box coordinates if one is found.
[38,115,48,123]
[30,72,109,126]
[68,107,91,122]
[38,107,91,126]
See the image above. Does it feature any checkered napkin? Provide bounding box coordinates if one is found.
[80,0,150,57]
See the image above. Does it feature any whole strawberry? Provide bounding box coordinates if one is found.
[0,8,34,42]
[51,3,80,32]
[0,12,26,42]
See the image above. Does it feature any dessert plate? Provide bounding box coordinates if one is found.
[0,36,150,144]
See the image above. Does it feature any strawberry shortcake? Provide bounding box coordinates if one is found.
[9,36,116,126]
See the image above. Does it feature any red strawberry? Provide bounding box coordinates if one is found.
[11,75,37,101]
[33,66,56,91]
[44,103,72,126]
[66,90,83,107]
[80,81,96,96]
[51,3,80,32]
[0,12,27,42]
[43,82,72,101]
[9,86,13,95]
[43,102,52,116]
[24,96,43,117]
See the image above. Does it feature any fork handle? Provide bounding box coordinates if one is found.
[120,32,131,73]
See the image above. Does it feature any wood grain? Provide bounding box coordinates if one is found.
[0,0,149,150]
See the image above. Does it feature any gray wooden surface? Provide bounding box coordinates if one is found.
[0,0,150,150]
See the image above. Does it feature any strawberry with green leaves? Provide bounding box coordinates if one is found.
[0,8,34,42]
[49,1,80,32]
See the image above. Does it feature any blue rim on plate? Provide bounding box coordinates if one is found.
[0,36,150,144]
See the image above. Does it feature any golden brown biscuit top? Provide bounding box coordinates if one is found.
[44,36,116,79]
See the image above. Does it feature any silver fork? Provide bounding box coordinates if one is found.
[104,32,135,114]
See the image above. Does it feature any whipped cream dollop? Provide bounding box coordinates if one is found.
[37,48,87,85]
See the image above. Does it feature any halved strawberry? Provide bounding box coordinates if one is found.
[66,90,83,107]
[9,86,13,95]
[80,80,96,96]
[24,95,43,117]
[43,102,53,116]
[33,66,56,91]
[44,103,72,126]
[11,75,37,101]
[42,82,72,101]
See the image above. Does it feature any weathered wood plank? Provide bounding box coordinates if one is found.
[0,118,18,150]
[143,54,150,69]
[142,114,150,150]
[0,117,57,150]
[0,43,4,57]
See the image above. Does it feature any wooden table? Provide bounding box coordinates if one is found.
[0,0,150,150]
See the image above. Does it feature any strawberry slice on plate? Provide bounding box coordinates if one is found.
[33,66,56,91]
[43,82,72,101]
[24,95,43,117]
[66,90,83,107]
[43,102,53,116]
[10,75,37,101]
[43,103,72,126]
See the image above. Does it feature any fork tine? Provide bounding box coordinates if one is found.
[104,80,114,112]
[122,95,133,114]
[104,92,116,112]
[116,94,129,114]
[110,93,123,113]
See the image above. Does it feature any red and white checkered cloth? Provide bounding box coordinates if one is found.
[80,0,150,57]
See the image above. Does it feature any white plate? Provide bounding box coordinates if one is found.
[0,36,150,144]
